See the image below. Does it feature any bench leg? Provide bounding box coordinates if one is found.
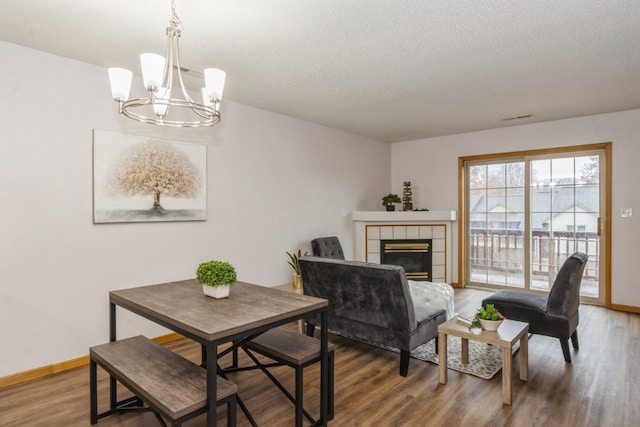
[329,351,335,420]
[90,359,98,424]
[227,397,236,427]
[295,368,303,427]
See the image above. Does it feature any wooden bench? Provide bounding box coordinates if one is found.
[90,335,237,426]
[242,328,335,427]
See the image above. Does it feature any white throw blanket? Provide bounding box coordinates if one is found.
[408,281,455,320]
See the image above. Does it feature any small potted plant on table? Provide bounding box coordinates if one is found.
[196,260,237,299]
[382,193,402,211]
[472,303,505,331]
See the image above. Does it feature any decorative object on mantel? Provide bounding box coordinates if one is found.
[402,181,413,211]
[381,193,402,211]
[196,260,237,298]
[286,249,308,289]
[107,0,226,128]
[472,303,505,331]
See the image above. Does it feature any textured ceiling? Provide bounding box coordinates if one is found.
[1,0,639,142]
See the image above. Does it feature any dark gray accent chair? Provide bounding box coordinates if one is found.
[482,252,589,363]
[311,236,345,260]
[299,256,446,376]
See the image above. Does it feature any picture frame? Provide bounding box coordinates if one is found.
[93,130,207,223]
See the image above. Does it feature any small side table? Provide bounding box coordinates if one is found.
[274,283,305,333]
[438,318,528,405]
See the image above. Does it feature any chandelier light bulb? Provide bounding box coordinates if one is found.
[204,68,226,101]
[201,88,213,106]
[140,53,166,90]
[153,87,170,117]
[108,68,132,101]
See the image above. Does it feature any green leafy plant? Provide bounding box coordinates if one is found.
[381,193,401,206]
[473,303,504,323]
[196,260,237,287]
[286,249,308,275]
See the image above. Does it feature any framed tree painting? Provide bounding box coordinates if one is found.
[93,130,206,223]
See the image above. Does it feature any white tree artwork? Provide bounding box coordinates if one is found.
[93,130,206,223]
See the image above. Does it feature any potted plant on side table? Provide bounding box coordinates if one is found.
[472,303,505,331]
[382,193,402,211]
[196,260,237,299]
[286,249,308,290]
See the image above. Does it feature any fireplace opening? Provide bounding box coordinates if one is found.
[380,239,432,281]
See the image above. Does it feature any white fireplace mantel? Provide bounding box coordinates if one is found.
[352,210,456,223]
[352,210,457,283]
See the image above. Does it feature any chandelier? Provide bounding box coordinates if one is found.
[107,0,226,128]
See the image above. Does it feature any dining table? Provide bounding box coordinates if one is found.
[108,279,330,427]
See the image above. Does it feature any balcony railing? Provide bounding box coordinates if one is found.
[469,228,599,296]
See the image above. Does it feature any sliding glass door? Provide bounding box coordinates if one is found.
[463,144,608,304]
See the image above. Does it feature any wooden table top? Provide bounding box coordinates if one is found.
[438,318,528,348]
[110,279,328,342]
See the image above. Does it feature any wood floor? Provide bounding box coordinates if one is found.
[1,288,638,427]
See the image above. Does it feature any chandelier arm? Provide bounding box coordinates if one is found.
[163,31,174,96]
[173,38,197,105]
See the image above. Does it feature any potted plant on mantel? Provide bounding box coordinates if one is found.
[286,249,308,290]
[382,193,402,211]
[196,260,237,299]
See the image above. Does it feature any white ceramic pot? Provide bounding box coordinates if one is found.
[202,284,230,299]
[479,319,504,331]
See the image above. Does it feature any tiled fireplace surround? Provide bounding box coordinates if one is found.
[353,211,457,283]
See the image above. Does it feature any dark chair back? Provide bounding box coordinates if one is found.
[311,236,345,260]
[546,252,589,318]
[299,256,414,335]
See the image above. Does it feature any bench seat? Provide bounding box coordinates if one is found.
[90,335,236,426]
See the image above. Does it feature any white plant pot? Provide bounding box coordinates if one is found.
[202,284,230,299]
[479,319,504,331]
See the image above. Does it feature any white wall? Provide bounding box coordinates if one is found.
[391,109,640,307]
[0,41,391,377]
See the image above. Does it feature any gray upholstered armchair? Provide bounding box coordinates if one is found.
[482,252,589,363]
[311,236,345,260]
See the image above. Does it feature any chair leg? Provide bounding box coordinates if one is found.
[435,337,439,355]
[570,330,579,350]
[560,338,572,363]
[305,323,315,337]
[400,349,410,376]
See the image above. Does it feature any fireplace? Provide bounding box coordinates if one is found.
[353,210,456,283]
[380,239,432,281]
